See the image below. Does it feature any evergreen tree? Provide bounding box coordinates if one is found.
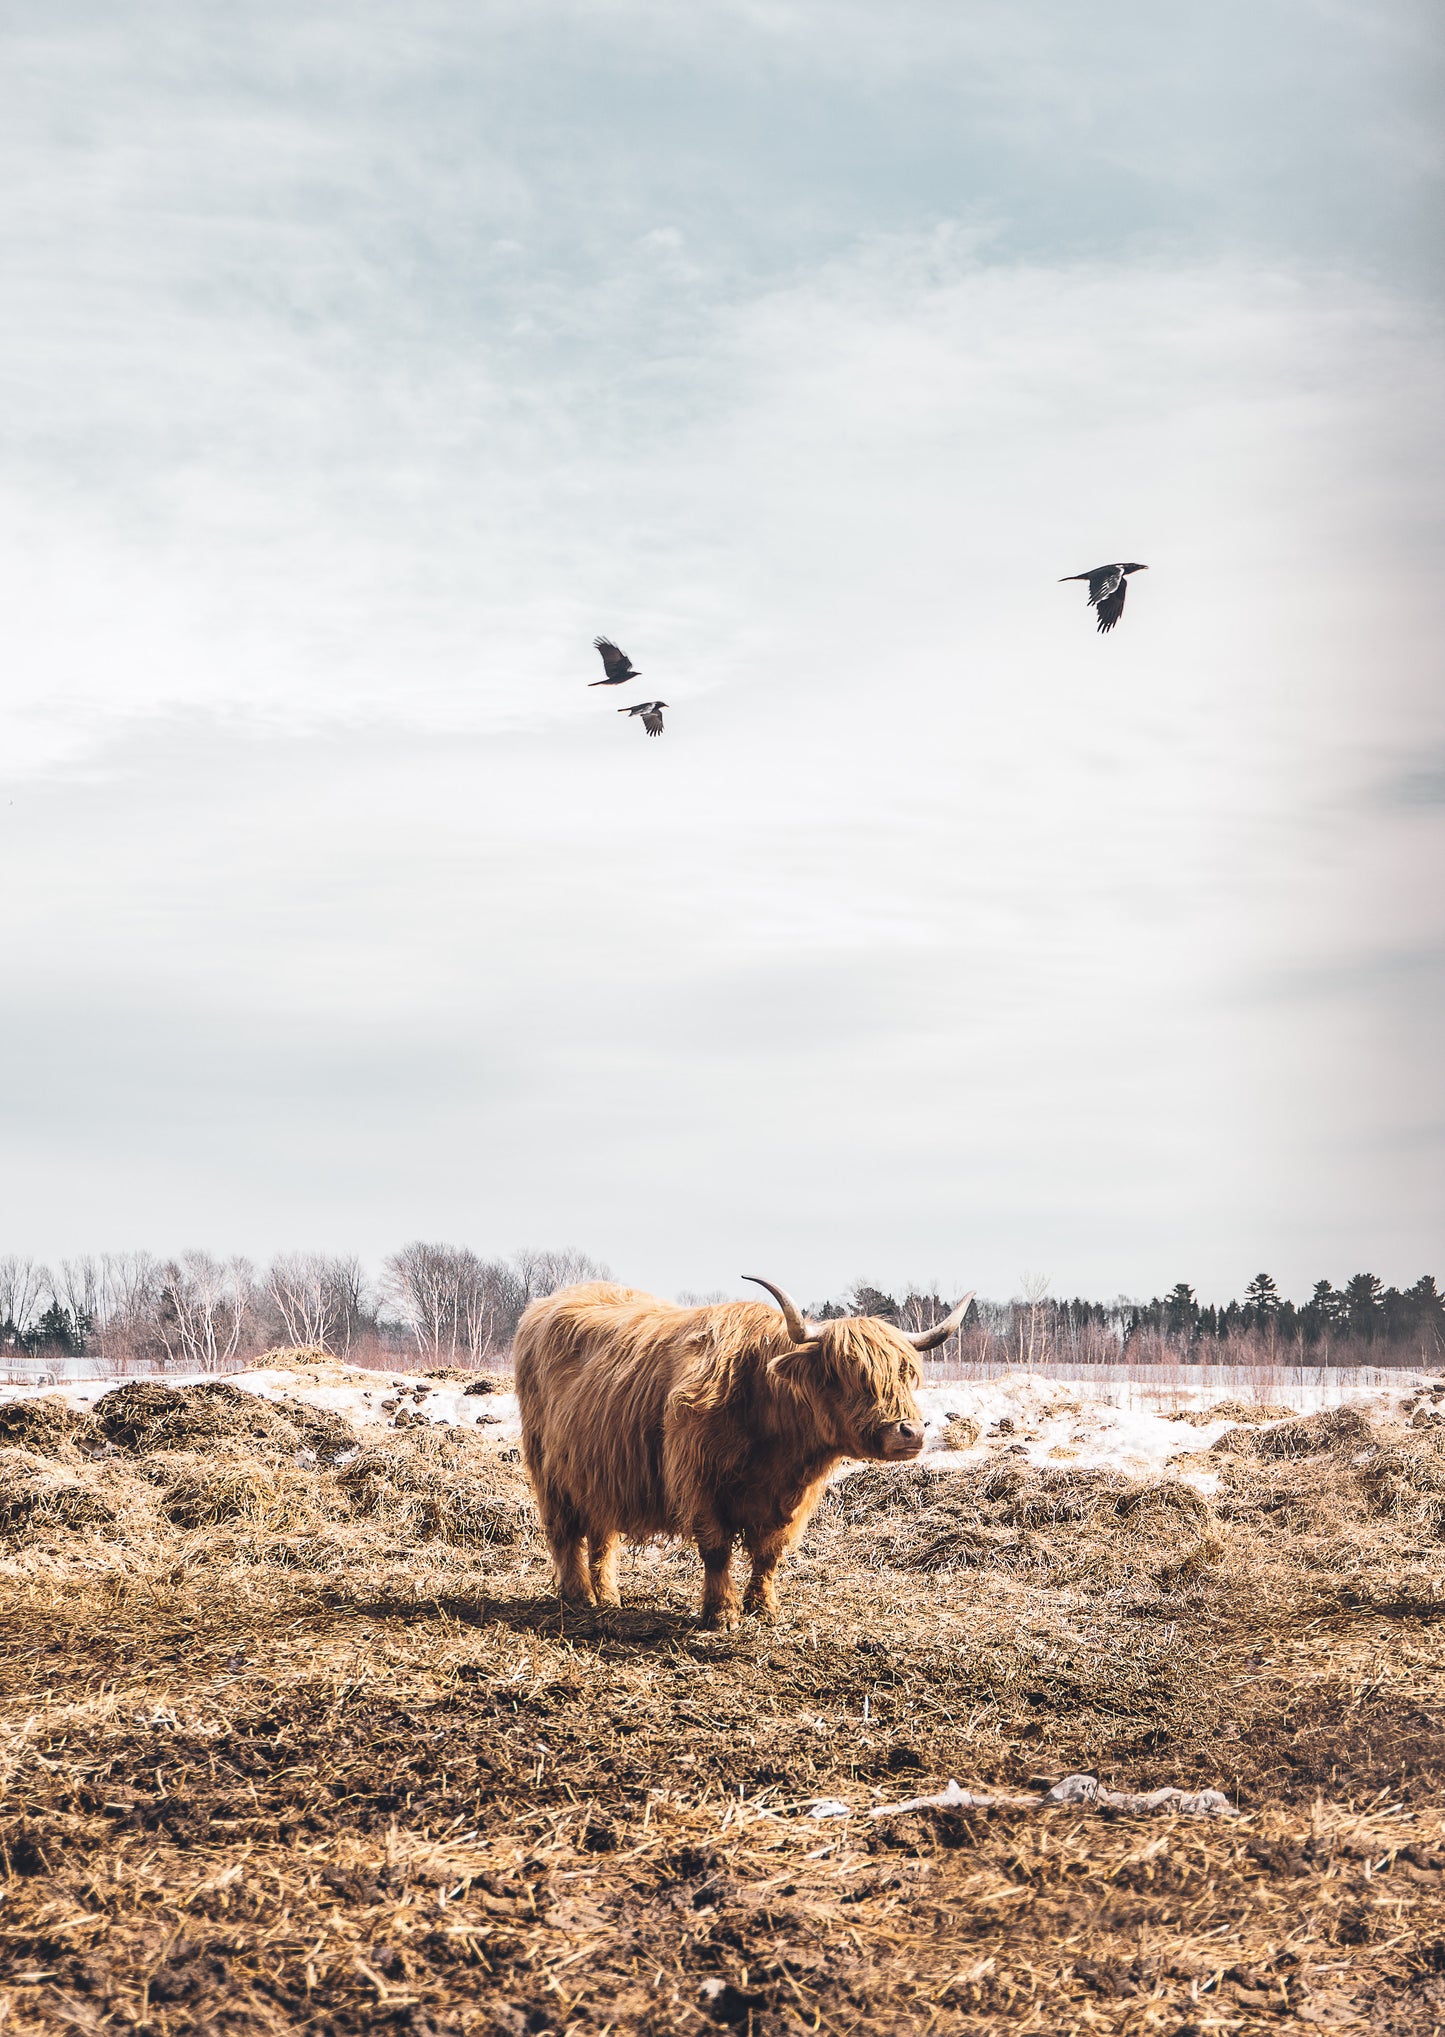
[1343,1273,1385,1340]
[1301,1280,1343,1344]
[31,1301,79,1354]
[1399,1276,1445,1351]
[1406,1274,1444,1324]
[1244,1272,1280,1319]
[1164,1283,1197,1337]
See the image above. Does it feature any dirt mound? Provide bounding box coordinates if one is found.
[337,1434,532,1547]
[816,1459,1216,1596]
[1356,1432,1445,1535]
[1214,1404,1375,1458]
[819,1463,957,1525]
[0,1449,117,1540]
[91,1380,356,1462]
[149,1456,335,1533]
[0,1396,87,1456]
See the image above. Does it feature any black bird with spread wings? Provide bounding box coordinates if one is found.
[1059,562,1148,633]
[619,700,667,737]
[590,635,641,685]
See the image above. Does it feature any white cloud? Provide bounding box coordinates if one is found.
[0,3,1440,1297]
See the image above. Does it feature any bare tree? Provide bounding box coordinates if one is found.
[0,1257,51,1344]
[458,1257,526,1361]
[94,1252,166,1364]
[157,1253,256,1372]
[53,1257,103,1341]
[383,1242,462,1360]
[512,1247,609,1304]
[1013,1272,1053,1368]
[384,1244,605,1365]
[266,1252,369,1353]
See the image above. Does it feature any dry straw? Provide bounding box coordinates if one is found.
[0,1370,1441,2032]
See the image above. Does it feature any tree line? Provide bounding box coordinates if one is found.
[0,1246,605,1370]
[1,1252,1440,1370]
[817,1272,1444,1365]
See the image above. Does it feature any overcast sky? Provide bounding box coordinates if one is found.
[1,0,1441,1305]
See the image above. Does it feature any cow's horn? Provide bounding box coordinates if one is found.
[743,1276,816,1344]
[901,1291,976,1352]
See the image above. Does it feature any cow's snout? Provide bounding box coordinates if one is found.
[880,1420,926,1460]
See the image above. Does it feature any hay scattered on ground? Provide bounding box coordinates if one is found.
[0,1384,1441,2034]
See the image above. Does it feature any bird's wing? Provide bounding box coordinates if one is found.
[1094,578,1127,632]
[641,709,665,736]
[592,636,632,681]
[1087,565,1124,605]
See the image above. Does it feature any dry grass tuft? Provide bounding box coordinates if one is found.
[0,1383,1442,2034]
[940,1413,982,1449]
[1171,1399,1295,1427]
[252,1343,336,1368]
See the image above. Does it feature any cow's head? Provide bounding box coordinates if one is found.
[745,1276,974,1463]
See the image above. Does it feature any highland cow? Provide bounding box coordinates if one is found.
[514,1276,974,1629]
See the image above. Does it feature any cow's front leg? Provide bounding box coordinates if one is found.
[538,1489,594,1605]
[742,1528,788,1620]
[697,1539,741,1632]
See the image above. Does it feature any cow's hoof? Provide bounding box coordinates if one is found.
[594,1592,622,1609]
[743,1600,778,1623]
[701,1608,741,1633]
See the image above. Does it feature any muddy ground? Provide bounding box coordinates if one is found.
[1,1374,1443,2034]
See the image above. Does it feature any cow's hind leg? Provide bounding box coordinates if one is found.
[588,1529,622,1608]
[537,1486,594,1606]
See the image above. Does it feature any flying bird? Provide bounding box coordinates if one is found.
[619,700,667,737]
[1059,562,1148,633]
[590,636,641,686]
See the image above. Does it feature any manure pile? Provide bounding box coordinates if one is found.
[0,1374,1443,2034]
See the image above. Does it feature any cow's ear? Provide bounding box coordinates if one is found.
[766,1339,824,1384]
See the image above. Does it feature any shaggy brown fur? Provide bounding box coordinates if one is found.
[514,1281,926,1629]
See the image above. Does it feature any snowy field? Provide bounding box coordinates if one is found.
[4,1355,1438,1493]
